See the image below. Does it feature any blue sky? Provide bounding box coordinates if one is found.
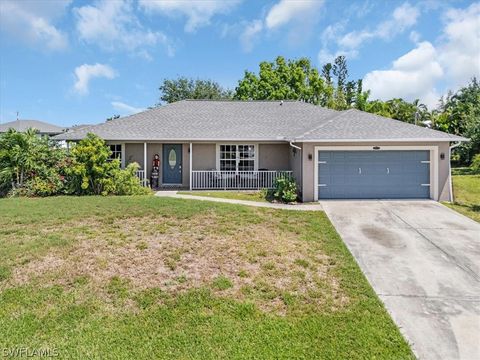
[0,0,478,127]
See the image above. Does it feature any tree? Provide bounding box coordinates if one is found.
[235,56,327,105]
[159,77,232,104]
[433,78,480,164]
[234,56,369,111]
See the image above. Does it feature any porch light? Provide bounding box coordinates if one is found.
[308,154,313,160]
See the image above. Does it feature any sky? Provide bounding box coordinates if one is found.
[0,0,479,127]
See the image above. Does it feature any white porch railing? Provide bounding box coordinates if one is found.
[135,170,148,187]
[191,170,293,190]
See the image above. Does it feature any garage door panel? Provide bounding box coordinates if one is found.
[318,150,430,199]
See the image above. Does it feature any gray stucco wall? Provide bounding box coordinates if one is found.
[192,143,216,170]
[300,141,452,202]
[288,143,303,192]
[125,143,144,169]
[258,144,290,170]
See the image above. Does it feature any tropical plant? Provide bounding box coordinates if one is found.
[0,129,67,197]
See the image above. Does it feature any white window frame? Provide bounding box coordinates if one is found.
[215,143,259,172]
[313,145,439,201]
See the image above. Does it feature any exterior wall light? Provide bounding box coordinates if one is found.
[308,154,313,160]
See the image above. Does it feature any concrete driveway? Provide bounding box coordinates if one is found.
[321,200,480,360]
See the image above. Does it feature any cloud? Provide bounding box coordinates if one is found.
[239,20,263,52]
[139,0,241,32]
[363,3,480,108]
[438,2,480,87]
[73,64,117,95]
[265,0,324,29]
[338,2,420,50]
[232,0,324,52]
[74,0,174,57]
[111,101,145,114]
[363,42,443,107]
[0,0,70,50]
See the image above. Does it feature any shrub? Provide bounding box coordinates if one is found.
[109,163,151,196]
[271,176,297,203]
[0,129,67,197]
[470,154,480,174]
[66,133,149,196]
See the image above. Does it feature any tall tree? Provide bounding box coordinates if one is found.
[433,78,480,164]
[158,77,232,104]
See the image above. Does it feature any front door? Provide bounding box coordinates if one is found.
[163,144,182,184]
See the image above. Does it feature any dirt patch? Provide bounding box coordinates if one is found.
[7,212,348,314]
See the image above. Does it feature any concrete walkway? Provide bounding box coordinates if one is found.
[155,191,324,211]
[321,200,480,360]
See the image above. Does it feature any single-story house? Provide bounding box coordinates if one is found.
[54,100,467,202]
[0,119,65,136]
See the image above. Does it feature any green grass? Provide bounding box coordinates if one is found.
[0,196,413,359]
[445,174,480,222]
[178,190,268,202]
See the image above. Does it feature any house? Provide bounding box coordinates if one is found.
[0,119,65,136]
[54,100,467,202]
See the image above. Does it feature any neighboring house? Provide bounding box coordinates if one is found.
[0,119,65,136]
[54,100,467,202]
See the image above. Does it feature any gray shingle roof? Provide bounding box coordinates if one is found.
[298,109,467,141]
[53,100,467,142]
[0,120,65,134]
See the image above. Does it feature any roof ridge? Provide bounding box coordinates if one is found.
[295,109,345,139]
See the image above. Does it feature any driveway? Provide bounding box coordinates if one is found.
[321,200,480,360]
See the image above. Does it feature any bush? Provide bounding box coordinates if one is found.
[0,129,68,197]
[470,154,480,174]
[109,163,151,196]
[66,133,150,196]
[271,176,297,203]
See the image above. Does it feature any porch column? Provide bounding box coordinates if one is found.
[143,142,147,182]
[189,142,192,190]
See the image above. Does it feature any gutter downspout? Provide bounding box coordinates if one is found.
[449,141,462,202]
[289,140,302,200]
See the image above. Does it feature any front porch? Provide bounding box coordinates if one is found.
[115,142,296,191]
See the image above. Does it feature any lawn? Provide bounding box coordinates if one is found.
[445,174,480,222]
[178,190,267,202]
[0,196,412,359]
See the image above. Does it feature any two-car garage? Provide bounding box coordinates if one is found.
[315,148,435,200]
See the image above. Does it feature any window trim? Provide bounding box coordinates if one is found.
[215,143,258,171]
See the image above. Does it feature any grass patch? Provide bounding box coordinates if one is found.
[0,196,413,358]
[444,175,480,222]
[212,276,233,290]
[178,191,268,202]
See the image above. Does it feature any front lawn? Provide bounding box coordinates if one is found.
[178,190,268,202]
[0,196,412,359]
[445,174,480,222]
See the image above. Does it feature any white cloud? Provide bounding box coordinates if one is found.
[0,0,70,50]
[74,0,174,57]
[363,42,443,107]
[111,101,145,115]
[240,20,263,52]
[363,3,480,108]
[73,64,117,95]
[139,0,241,32]
[339,2,420,50]
[438,2,480,87]
[265,0,324,29]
